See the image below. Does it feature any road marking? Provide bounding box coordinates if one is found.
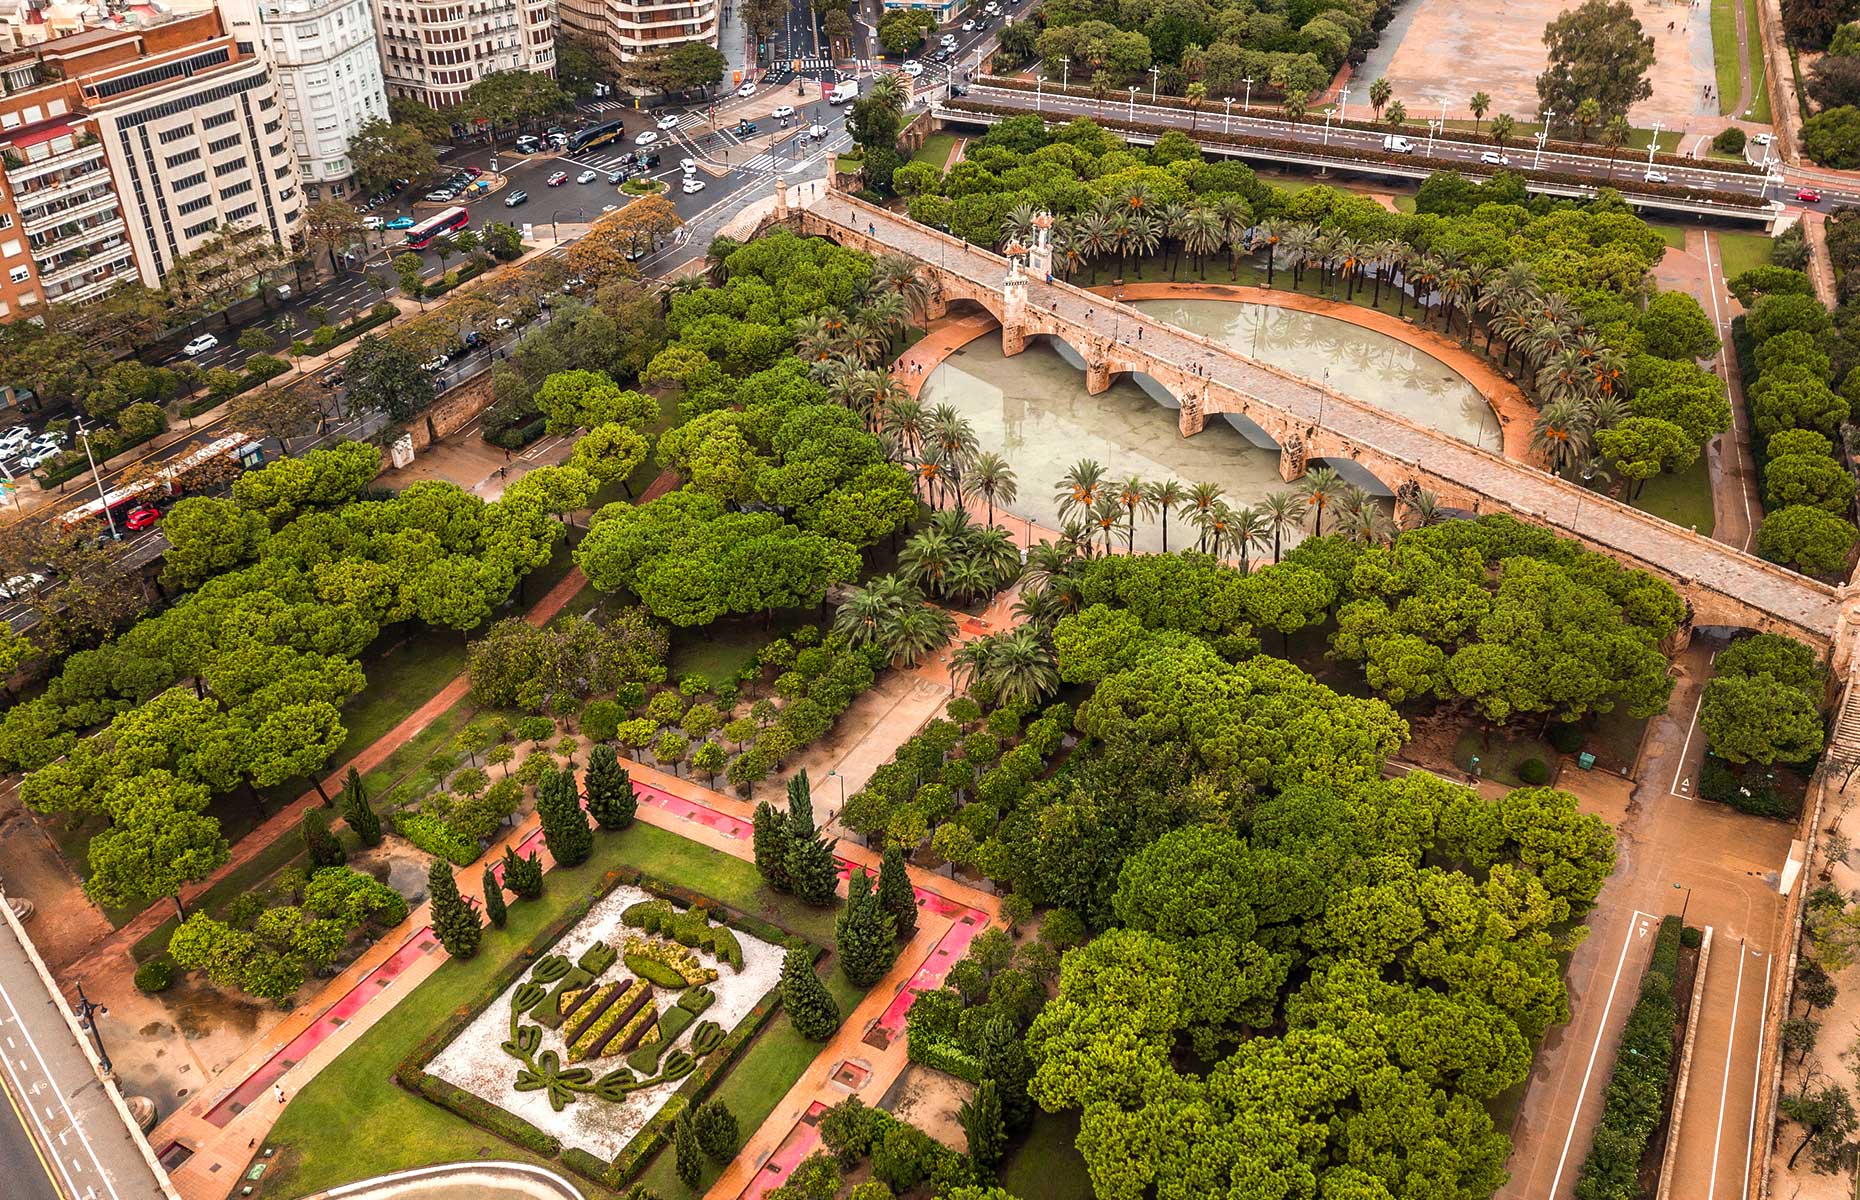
[1707,939,1748,1200]
[1671,653,1716,797]
[1548,910,1661,1198]
[1742,949,1772,1197]
[0,1058,63,1200]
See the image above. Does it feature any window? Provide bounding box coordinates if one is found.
[227,202,258,221]
[0,215,14,231]
[202,110,237,130]
[219,179,252,199]
[0,240,16,257]
[208,134,242,155]
[212,157,249,177]
[90,48,232,100]
[177,194,212,216]
[165,148,200,168]
[158,124,195,144]
[171,170,207,191]
[8,265,28,284]
[182,218,217,238]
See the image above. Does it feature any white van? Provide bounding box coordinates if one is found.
[1381,134,1416,153]
[829,79,859,105]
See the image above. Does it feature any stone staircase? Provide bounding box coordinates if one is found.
[1830,669,1860,764]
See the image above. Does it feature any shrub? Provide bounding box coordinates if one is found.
[678,673,712,697]
[583,699,623,743]
[134,956,174,993]
[1516,757,1551,785]
[1681,925,1704,949]
[1699,752,1802,817]
[1572,916,1682,1200]
[1549,724,1584,755]
[394,812,480,865]
[1713,127,1747,155]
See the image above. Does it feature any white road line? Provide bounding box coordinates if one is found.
[1670,652,1716,797]
[1707,939,1748,1200]
[1548,910,1660,1198]
[0,944,124,1200]
[1741,949,1772,1198]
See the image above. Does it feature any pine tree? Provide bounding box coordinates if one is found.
[753,801,793,892]
[780,942,840,1040]
[787,771,815,838]
[876,843,917,942]
[340,765,382,847]
[301,808,345,867]
[481,863,508,928]
[978,1013,1033,1133]
[674,1110,703,1190]
[584,744,637,830]
[835,870,897,987]
[536,767,593,868]
[427,858,481,960]
[692,1098,739,1163]
[503,846,545,900]
[787,832,839,906]
[959,1078,1007,1169]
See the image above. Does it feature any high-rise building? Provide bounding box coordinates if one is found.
[0,8,302,317]
[372,0,555,109]
[558,0,716,72]
[214,0,389,199]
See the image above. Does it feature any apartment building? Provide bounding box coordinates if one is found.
[558,0,716,71]
[0,9,301,316]
[373,0,554,108]
[214,0,389,199]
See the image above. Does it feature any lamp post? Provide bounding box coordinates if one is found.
[1336,86,1350,125]
[1322,105,1335,145]
[1127,85,1137,120]
[1149,65,1160,103]
[1035,73,1044,111]
[1646,120,1664,168]
[73,984,111,1077]
[1532,111,1553,170]
[71,419,117,541]
[1242,76,1253,113]
[1223,96,1233,132]
[824,769,846,808]
[1059,55,1069,92]
[1426,117,1440,155]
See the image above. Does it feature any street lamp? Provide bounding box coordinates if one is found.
[1059,55,1069,92]
[1150,65,1160,103]
[1532,111,1553,170]
[550,207,582,241]
[1646,120,1664,168]
[1035,73,1044,111]
[1336,86,1350,125]
[1426,117,1440,155]
[1242,76,1253,113]
[71,419,117,541]
[1224,96,1233,132]
[73,983,111,1077]
[1322,105,1335,145]
[1127,85,1137,119]
[824,769,846,807]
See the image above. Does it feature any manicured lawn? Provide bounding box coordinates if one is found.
[1711,0,1742,116]
[912,131,958,168]
[1391,194,1417,214]
[1000,1109,1094,1200]
[1648,223,1689,250]
[667,614,810,688]
[1633,456,1716,536]
[326,630,473,774]
[258,821,843,1199]
[1715,230,1773,281]
[357,697,481,810]
[1745,0,1772,123]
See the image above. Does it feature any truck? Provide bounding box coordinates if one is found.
[829,78,858,105]
[1381,134,1416,153]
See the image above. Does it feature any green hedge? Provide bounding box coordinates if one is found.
[1572,915,1685,1200]
[1699,753,1803,818]
[911,1039,985,1083]
[416,1073,560,1156]
[393,812,481,866]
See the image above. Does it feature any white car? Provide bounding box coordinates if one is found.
[363,215,385,230]
[0,572,45,600]
[563,276,587,292]
[962,18,976,30]
[636,130,662,147]
[902,60,924,77]
[28,431,65,453]
[681,157,698,176]
[16,449,56,469]
[1643,168,1671,184]
[737,81,756,98]
[182,333,219,356]
[682,177,706,194]
[493,317,515,332]
[576,169,598,184]
[421,356,447,373]
[941,33,957,46]
[0,427,31,452]
[808,123,828,139]
[1753,131,1775,145]
[1479,151,1510,166]
[772,105,796,120]
[656,113,682,130]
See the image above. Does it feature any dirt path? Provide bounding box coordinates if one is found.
[1729,0,1756,117]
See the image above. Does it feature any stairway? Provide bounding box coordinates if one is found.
[1829,668,1860,763]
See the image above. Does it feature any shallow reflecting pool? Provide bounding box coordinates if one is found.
[917,299,1498,553]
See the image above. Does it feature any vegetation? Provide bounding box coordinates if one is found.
[1572,916,1684,1199]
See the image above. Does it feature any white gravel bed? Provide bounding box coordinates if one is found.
[427,883,783,1159]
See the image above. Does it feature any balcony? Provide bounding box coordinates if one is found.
[39,239,129,286]
[30,215,125,261]
[19,188,119,236]
[43,262,136,305]
[4,139,104,187]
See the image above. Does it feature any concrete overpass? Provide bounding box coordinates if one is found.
[783,186,1858,661]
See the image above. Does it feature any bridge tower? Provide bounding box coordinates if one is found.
[1001,241,1028,357]
[1028,212,1054,280]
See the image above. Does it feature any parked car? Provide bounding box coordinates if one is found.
[1797,187,1823,203]
[386,216,416,229]
[124,506,160,531]
[421,355,448,373]
[681,157,698,176]
[607,170,625,184]
[682,177,707,194]
[320,367,345,389]
[16,449,56,469]
[424,189,456,202]
[576,169,598,184]
[962,18,976,30]
[183,333,219,356]
[494,317,515,332]
[547,171,569,186]
[505,189,529,207]
[562,276,588,293]
[0,427,30,452]
[0,572,46,600]
[636,130,662,147]
[1479,151,1510,165]
[363,215,385,230]
[656,113,682,130]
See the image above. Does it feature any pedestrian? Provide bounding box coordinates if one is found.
[504,448,512,462]
[275,1084,287,1105]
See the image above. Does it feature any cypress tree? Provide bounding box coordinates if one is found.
[959,1079,1007,1169]
[788,832,839,907]
[301,808,345,867]
[340,766,382,847]
[503,846,545,900]
[876,843,917,942]
[536,767,593,868]
[481,863,508,927]
[787,771,815,839]
[692,1099,739,1163]
[584,744,637,830]
[978,1013,1033,1133]
[780,942,840,1040]
[427,858,481,960]
[835,870,897,987]
[753,801,793,891]
[674,1110,703,1190]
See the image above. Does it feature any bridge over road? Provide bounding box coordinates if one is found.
[786,187,1860,662]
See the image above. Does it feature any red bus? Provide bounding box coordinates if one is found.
[404,206,470,250]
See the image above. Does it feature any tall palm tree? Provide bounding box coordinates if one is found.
[1115,476,1146,551]
[1089,494,1123,555]
[1144,479,1186,552]
[1536,346,1595,407]
[1339,503,1397,547]
[1584,392,1629,433]
[833,575,909,648]
[899,528,958,597]
[1214,196,1249,280]
[963,452,1018,527]
[794,314,841,364]
[1260,490,1307,561]
[1398,487,1444,530]
[874,253,932,325]
[949,638,994,694]
[704,235,739,286]
[1296,466,1345,536]
[969,526,1021,587]
[1019,539,1078,594]
[1231,505,1270,572]
[1410,255,1443,327]
[1055,459,1107,522]
[1438,266,1473,337]
[878,394,924,463]
[1531,399,1591,476]
[1125,213,1162,275]
[1257,218,1285,287]
[1156,201,1188,277]
[981,626,1060,708]
[1280,224,1317,290]
[1179,481,1225,550]
[999,203,1039,253]
[1079,210,1114,284]
[888,604,958,669]
[1180,207,1224,281]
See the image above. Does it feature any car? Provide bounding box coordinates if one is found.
[902,60,924,77]
[0,572,46,600]
[576,169,598,184]
[638,152,661,168]
[320,367,345,389]
[494,317,515,332]
[421,355,447,373]
[516,136,544,153]
[363,215,385,230]
[1753,132,1775,145]
[808,123,828,139]
[563,276,587,293]
[681,157,698,176]
[737,81,756,98]
[183,333,219,356]
[1797,187,1823,202]
[424,190,456,202]
[636,130,662,147]
[736,119,760,135]
[124,506,160,531]
[1643,168,1671,183]
[933,48,953,62]
[682,177,706,194]
[772,105,796,120]
[656,113,682,130]
[16,449,56,469]
[30,428,65,448]
[387,216,416,229]
[0,427,31,451]
[547,171,569,186]
[1479,151,1510,166]
[462,331,486,351]
[941,32,957,46]
[625,243,647,261]
[607,170,625,184]
[962,18,976,30]
[603,204,619,213]
[505,189,529,206]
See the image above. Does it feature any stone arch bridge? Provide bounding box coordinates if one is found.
[783,186,1860,664]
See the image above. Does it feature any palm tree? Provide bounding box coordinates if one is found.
[1019,540,1078,595]
[900,528,958,597]
[1280,224,1317,290]
[888,604,958,669]
[1215,196,1249,279]
[1599,116,1630,178]
[1179,481,1225,550]
[1257,218,1285,287]
[1157,201,1188,278]
[1585,392,1629,433]
[1371,240,1407,311]
[1089,495,1123,555]
[1384,99,1407,129]
[1231,505,1270,572]
[878,394,924,463]
[1259,490,1307,561]
[869,72,909,113]
[963,452,1017,527]
[794,314,840,363]
[970,526,1021,587]
[999,203,1039,254]
[1185,81,1208,130]
[1144,479,1186,551]
[1199,502,1234,560]
[1469,91,1492,133]
[981,626,1060,708]
[1369,76,1392,119]
[1181,207,1223,280]
[1410,255,1443,327]
[1079,211,1114,284]
[947,558,995,606]
[1055,459,1107,522]
[1115,475,1146,550]
[1438,266,1473,337]
[1398,488,1444,529]
[1296,466,1345,536]
[1339,503,1396,546]
[1052,225,1085,281]
[1531,399,1591,476]
[874,253,931,322]
[833,575,910,648]
[1536,346,1595,406]
[704,235,740,286]
[1125,213,1162,274]
[1490,113,1516,149]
